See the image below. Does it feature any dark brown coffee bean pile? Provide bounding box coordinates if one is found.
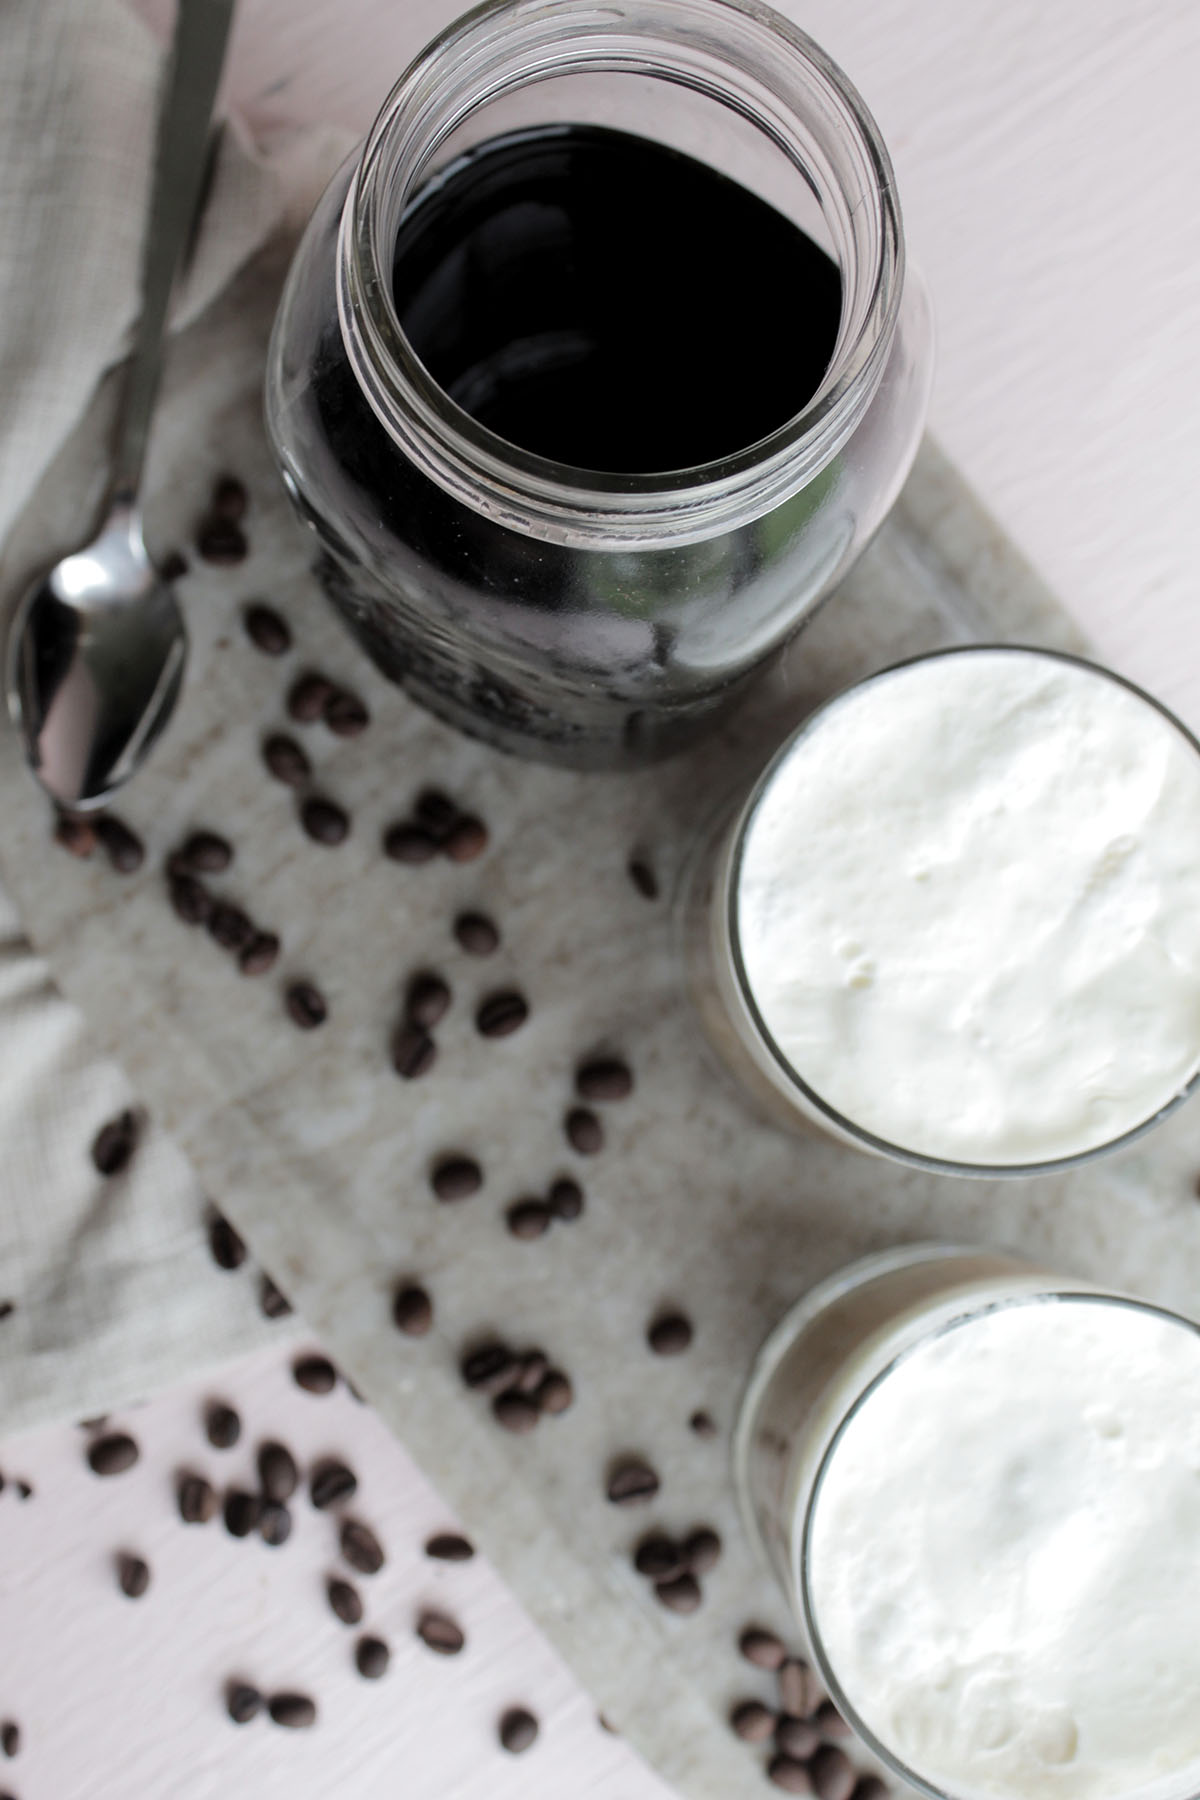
[416,1610,465,1656]
[205,1403,241,1449]
[243,603,291,657]
[391,971,452,1080]
[605,1459,660,1506]
[178,1472,218,1524]
[392,1281,433,1336]
[430,1154,482,1202]
[382,786,489,865]
[647,1311,694,1356]
[207,1210,246,1270]
[425,1532,474,1562]
[87,1432,139,1477]
[293,1354,337,1395]
[226,1682,263,1724]
[196,474,248,564]
[505,1174,584,1241]
[476,989,528,1038]
[498,1707,539,1754]
[631,1524,721,1613]
[91,1109,139,1177]
[731,1625,874,1795]
[95,814,145,873]
[327,1578,363,1625]
[454,911,499,956]
[259,1272,293,1318]
[460,1338,573,1429]
[262,732,311,787]
[284,980,327,1030]
[310,1459,357,1510]
[116,1553,151,1599]
[340,1518,385,1576]
[268,1692,316,1729]
[628,854,660,900]
[164,831,281,977]
[355,1635,390,1680]
[54,813,96,858]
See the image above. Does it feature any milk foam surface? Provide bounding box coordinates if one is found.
[806,1299,1200,1800]
[736,651,1200,1163]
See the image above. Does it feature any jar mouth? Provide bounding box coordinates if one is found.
[337,0,905,548]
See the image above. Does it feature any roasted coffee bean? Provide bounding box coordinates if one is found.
[648,1312,693,1356]
[159,549,188,581]
[262,733,311,787]
[516,1351,549,1393]
[778,1659,821,1719]
[776,1718,821,1761]
[324,688,370,737]
[416,1611,464,1655]
[768,1753,814,1794]
[288,672,334,722]
[14,1481,31,1501]
[655,1572,702,1614]
[95,814,145,872]
[689,1410,717,1438]
[196,515,248,564]
[293,1354,337,1395]
[850,1780,890,1800]
[284,981,326,1030]
[565,1107,603,1154]
[226,1682,262,1725]
[431,1155,482,1201]
[116,1553,151,1599]
[208,1211,246,1270]
[810,1746,856,1800]
[259,1501,293,1547]
[340,1518,385,1575]
[177,830,233,874]
[169,872,212,926]
[606,1460,660,1506]
[576,1058,634,1101]
[507,1198,550,1240]
[243,603,290,655]
[730,1700,776,1743]
[461,1344,519,1395]
[0,1722,17,1759]
[454,912,499,955]
[55,813,96,857]
[87,1433,139,1477]
[498,1708,539,1754]
[224,1490,261,1538]
[327,1578,363,1625]
[310,1460,357,1510]
[425,1532,474,1562]
[91,1110,139,1177]
[739,1626,787,1670]
[355,1635,390,1679]
[268,1693,316,1729]
[416,789,459,837]
[628,855,659,900]
[476,990,527,1038]
[239,931,280,977]
[205,1403,241,1450]
[815,1700,851,1739]
[684,1527,722,1574]
[548,1177,584,1221]
[391,1023,436,1080]
[300,796,349,846]
[634,1536,686,1583]
[258,1442,299,1503]
[392,1283,433,1336]
[259,1272,293,1318]
[178,1473,217,1524]
[406,973,451,1028]
[493,1391,540,1434]
[0,1302,13,1323]
[208,902,254,953]
[444,815,489,862]
[535,1371,574,1415]
[213,475,248,521]
[383,822,437,864]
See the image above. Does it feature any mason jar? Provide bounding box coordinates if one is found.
[265,0,933,768]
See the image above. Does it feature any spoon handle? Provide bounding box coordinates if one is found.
[109,0,235,508]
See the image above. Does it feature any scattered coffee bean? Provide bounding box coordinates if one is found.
[288,672,334,722]
[259,1501,293,1547]
[499,1708,539,1754]
[341,1518,385,1575]
[324,688,369,737]
[655,1572,702,1614]
[213,475,248,521]
[284,981,327,1030]
[815,1700,851,1739]
[416,1611,464,1656]
[239,931,280,976]
[87,1433,139,1477]
[224,1490,261,1538]
[731,1700,776,1743]
[454,912,499,956]
[262,733,311,787]
[810,1746,856,1800]
[91,1110,139,1177]
[776,1718,821,1761]
[169,871,213,926]
[507,1198,550,1240]
[300,796,350,846]
[576,1057,633,1101]
[493,1390,540,1434]
[0,1302,13,1323]
[208,902,254,953]
[565,1107,603,1154]
[207,1211,245,1270]
[628,855,659,900]
[648,1312,693,1357]
[95,814,144,872]
[176,830,233,874]
[392,1283,433,1336]
[739,1626,787,1670]
[243,602,290,656]
[391,1022,436,1080]
[310,1460,357,1510]
[259,1272,293,1318]
[406,973,451,1028]
[476,990,528,1038]
[268,1693,316,1729]
[205,1403,241,1450]
[635,1536,686,1582]
[293,1354,337,1395]
[768,1753,814,1794]
[14,1481,31,1501]
[116,1553,151,1599]
[684,1527,722,1574]
[548,1177,584,1221]
[415,789,458,837]
[196,515,247,564]
[258,1443,299,1504]
[327,1577,363,1625]
[536,1371,574,1415]
[0,1724,15,1759]
[689,1410,717,1439]
[383,822,437,864]
[461,1344,519,1395]
[178,1473,217,1524]
[425,1532,474,1562]
[55,814,96,858]
[431,1156,482,1202]
[355,1635,389,1679]
[226,1682,262,1725]
[778,1660,821,1719]
[850,1780,889,1800]
[606,1460,660,1506]
[444,815,489,862]
[516,1351,549,1393]
[159,549,188,581]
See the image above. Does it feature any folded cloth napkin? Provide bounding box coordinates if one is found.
[0,0,317,1433]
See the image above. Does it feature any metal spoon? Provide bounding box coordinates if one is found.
[6,0,234,812]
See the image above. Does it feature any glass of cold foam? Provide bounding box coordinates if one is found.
[685,644,1200,1173]
[733,1243,1200,1800]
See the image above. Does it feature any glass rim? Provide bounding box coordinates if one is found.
[797,1286,1200,1800]
[725,641,1200,1178]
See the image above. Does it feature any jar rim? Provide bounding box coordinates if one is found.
[337,0,906,548]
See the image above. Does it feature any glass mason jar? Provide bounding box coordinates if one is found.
[264,0,933,769]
